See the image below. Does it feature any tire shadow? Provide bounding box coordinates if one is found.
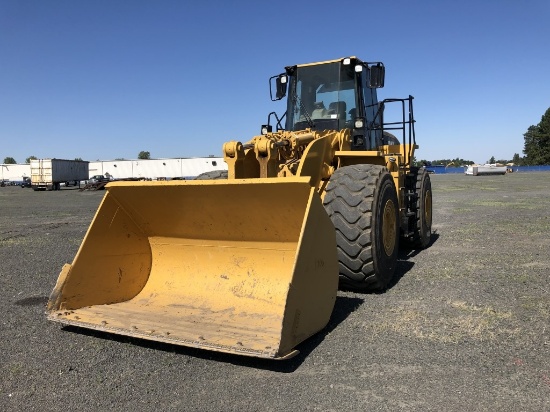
[388,231,440,290]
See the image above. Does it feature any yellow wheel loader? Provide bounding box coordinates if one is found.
[47,57,432,360]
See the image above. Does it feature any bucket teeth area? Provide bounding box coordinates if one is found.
[51,302,281,358]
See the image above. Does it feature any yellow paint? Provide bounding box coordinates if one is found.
[47,178,338,359]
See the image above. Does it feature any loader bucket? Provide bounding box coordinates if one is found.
[47,177,338,359]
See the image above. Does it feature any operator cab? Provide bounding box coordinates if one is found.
[286,59,360,133]
[267,57,386,150]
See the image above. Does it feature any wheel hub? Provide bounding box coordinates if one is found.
[382,199,397,256]
[424,189,433,228]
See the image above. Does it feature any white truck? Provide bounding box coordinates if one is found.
[30,159,89,191]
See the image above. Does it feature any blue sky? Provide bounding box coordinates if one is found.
[1,0,549,164]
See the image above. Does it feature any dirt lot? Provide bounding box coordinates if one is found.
[1,173,549,411]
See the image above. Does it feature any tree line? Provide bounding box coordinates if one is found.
[4,108,550,167]
[415,156,513,167]
[413,107,550,167]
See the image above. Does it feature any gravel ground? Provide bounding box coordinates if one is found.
[1,173,549,411]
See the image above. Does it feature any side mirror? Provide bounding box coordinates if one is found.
[276,74,287,100]
[369,64,385,88]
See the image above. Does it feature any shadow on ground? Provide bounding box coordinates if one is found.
[388,232,440,291]
[62,295,364,373]
[53,233,439,373]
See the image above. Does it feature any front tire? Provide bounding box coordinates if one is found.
[323,164,399,291]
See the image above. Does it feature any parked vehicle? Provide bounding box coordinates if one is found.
[47,56,432,360]
[87,175,110,184]
[30,159,89,191]
[20,177,31,188]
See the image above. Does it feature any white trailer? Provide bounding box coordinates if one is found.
[0,163,31,184]
[30,159,89,191]
[88,157,226,180]
[465,164,509,176]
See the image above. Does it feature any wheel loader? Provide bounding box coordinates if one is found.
[46,56,432,360]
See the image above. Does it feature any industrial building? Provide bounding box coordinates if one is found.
[0,157,226,184]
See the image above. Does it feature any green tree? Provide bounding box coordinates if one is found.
[523,108,550,165]
[74,157,83,161]
[138,151,150,160]
[26,155,37,163]
[512,153,523,165]
[429,158,475,166]
[488,156,496,164]
[3,157,16,164]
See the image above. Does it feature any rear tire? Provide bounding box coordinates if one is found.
[406,167,432,248]
[323,164,399,291]
[194,170,228,180]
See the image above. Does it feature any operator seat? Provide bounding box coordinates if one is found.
[311,101,328,119]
